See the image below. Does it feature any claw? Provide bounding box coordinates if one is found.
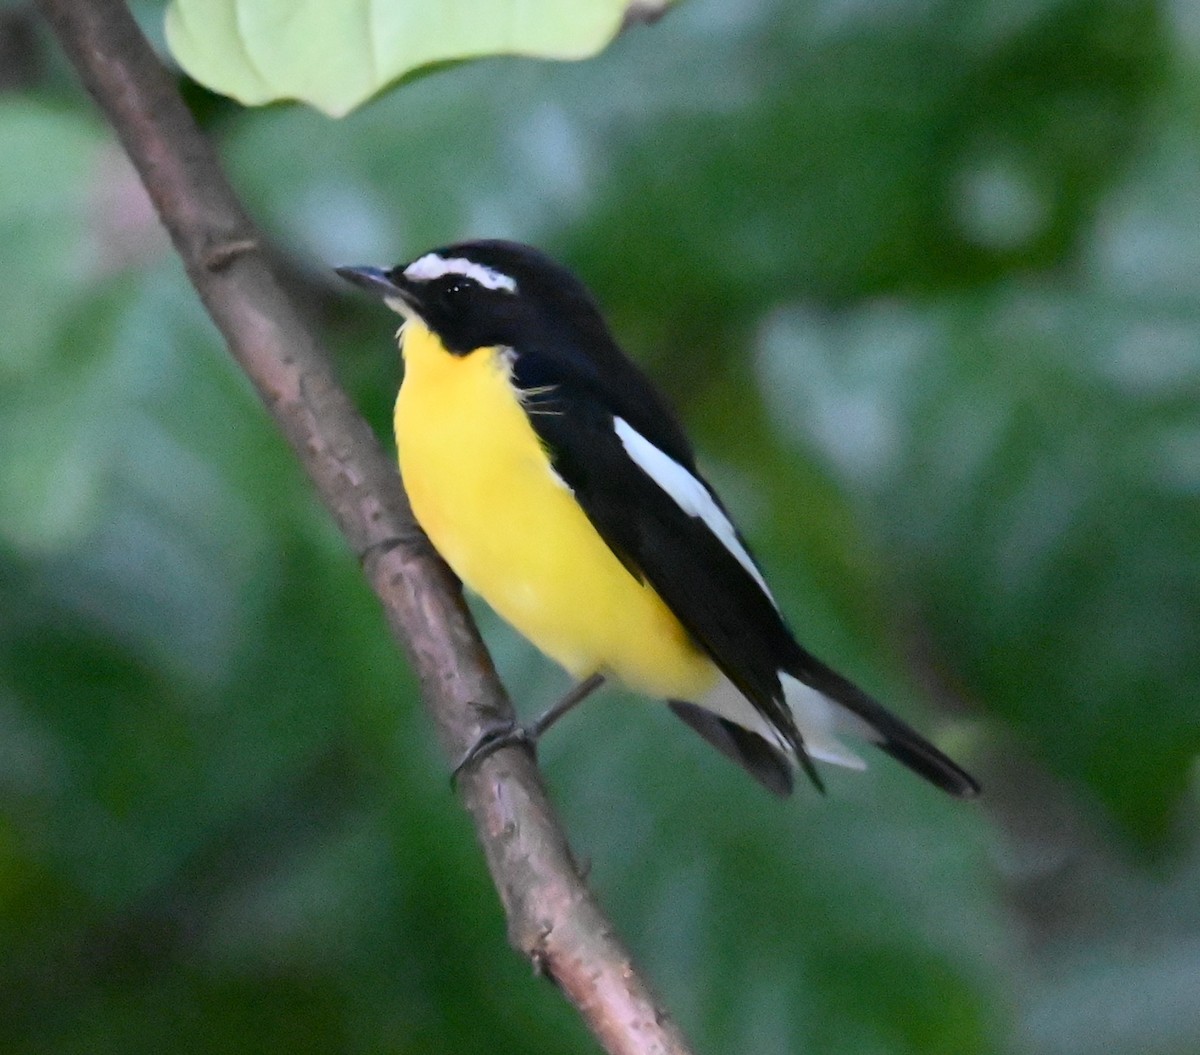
[450,722,533,786]
[448,674,607,787]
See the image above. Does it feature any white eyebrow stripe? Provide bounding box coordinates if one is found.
[612,416,776,605]
[403,253,518,292]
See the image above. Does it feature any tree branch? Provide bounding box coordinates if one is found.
[37,2,693,1052]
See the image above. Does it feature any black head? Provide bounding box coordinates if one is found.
[336,240,613,356]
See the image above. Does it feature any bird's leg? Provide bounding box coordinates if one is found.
[450,673,606,783]
[529,672,606,739]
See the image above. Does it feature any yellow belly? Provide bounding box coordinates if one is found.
[394,320,716,702]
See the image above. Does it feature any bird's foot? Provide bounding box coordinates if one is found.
[449,674,607,787]
[450,722,534,786]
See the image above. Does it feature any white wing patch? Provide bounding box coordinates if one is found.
[612,416,775,604]
[403,253,517,293]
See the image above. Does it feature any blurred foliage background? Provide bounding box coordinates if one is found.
[2,0,1199,1052]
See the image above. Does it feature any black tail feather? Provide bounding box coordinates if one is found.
[874,734,980,797]
[788,653,980,798]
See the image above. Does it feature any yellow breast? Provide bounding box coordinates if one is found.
[393,319,716,702]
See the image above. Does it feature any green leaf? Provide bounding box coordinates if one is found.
[754,117,1200,837]
[0,101,107,377]
[164,0,674,117]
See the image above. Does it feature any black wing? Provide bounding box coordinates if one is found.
[512,348,802,747]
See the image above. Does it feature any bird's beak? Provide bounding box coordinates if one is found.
[335,265,420,318]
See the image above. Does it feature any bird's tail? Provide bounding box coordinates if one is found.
[781,657,980,798]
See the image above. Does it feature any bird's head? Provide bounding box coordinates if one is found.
[337,240,609,357]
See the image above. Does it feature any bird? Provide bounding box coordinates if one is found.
[337,241,978,798]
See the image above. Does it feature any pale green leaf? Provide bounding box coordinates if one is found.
[164,0,672,117]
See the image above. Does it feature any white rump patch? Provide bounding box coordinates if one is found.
[781,672,876,770]
[702,678,793,755]
[612,416,775,603]
[700,674,878,772]
[403,253,517,293]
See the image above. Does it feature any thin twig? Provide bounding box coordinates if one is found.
[37,2,693,1052]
